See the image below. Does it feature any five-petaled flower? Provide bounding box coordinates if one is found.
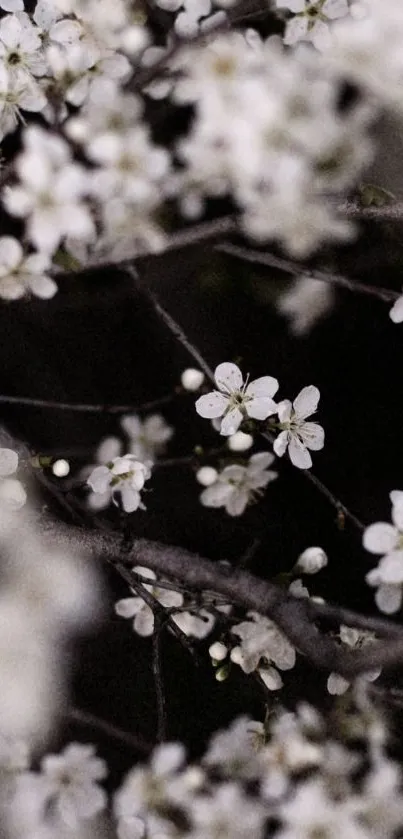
[87,454,151,513]
[273,385,324,469]
[195,362,279,436]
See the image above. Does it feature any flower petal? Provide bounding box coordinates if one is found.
[363,523,398,555]
[246,397,278,421]
[293,385,320,420]
[195,391,228,419]
[115,597,141,618]
[220,407,243,436]
[375,584,402,614]
[0,447,18,477]
[389,296,403,324]
[277,400,292,423]
[288,436,312,469]
[273,430,289,458]
[245,376,279,399]
[87,465,110,493]
[214,362,243,393]
[299,422,325,451]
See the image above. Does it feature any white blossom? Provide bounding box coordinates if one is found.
[277,276,335,336]
[327,626,380,695]
[0,447,26,510]
[273,385,324,469]
[39,743,107,827]
[196,362,278,436]
[199,452,277,516]
[3,126,94,254]
[0,235,56,299]
[363,492,403,613]
[87,455,151,513]
[0,62,46,141]
[230,610,296,689]
[277,0,350,51]
[120,413,173,462]
[115,566,183,636]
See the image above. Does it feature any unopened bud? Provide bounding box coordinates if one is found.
[295,546,328,575]
[209,641,227,662]
[181,368,205,391]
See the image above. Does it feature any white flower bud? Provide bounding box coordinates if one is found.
[52,459,70,477]
[209,641,227,661]
[196,466,218,487]
[227,432,254,452]
[181,368,205,391]
[295,546,328,575]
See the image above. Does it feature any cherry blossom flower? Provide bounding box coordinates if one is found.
[230,611,296,690]
[363,492,403,613]
[196,362,279,436]
[115,566,183,636]
[273,386,324,469]
[120,413,173,462]
[0,13,47,81]
[3,126,94,254]
[39,743,107,827]
[199,452,277,516]
[0,63,46,141]
[326,626,380,695]
[277,0,350,51]
[277,276,335,336]
[0,235,56,300]
[87,455,151,513]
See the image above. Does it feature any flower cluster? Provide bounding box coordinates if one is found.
[112,702,403,839]
[196,363,325,470]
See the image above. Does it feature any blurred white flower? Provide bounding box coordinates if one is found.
[121,413,173,462]
[327,625,380,695]
[0,236,57,300]
[40,743,107,827]
[199,452,277,516]
[364,491,403,613]
[277,277,334,336]
[230,611,296,689]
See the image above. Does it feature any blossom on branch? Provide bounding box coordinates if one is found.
[198,452,277,516]
[364,491,403,613]
[273,386,324,469]
[87,455,151,513]
[196,362,279,436]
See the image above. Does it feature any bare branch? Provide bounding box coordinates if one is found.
[216,242,399,304]
[0,392,173,415]
[68,707,153,755]
[42,520,403,678]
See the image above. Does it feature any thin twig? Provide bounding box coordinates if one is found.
[153,620,167,742]
[340,199,403,220]
[68,707,153,754]
[0,392,174,415]
[128,266,215,383]
[216,242,400,304]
